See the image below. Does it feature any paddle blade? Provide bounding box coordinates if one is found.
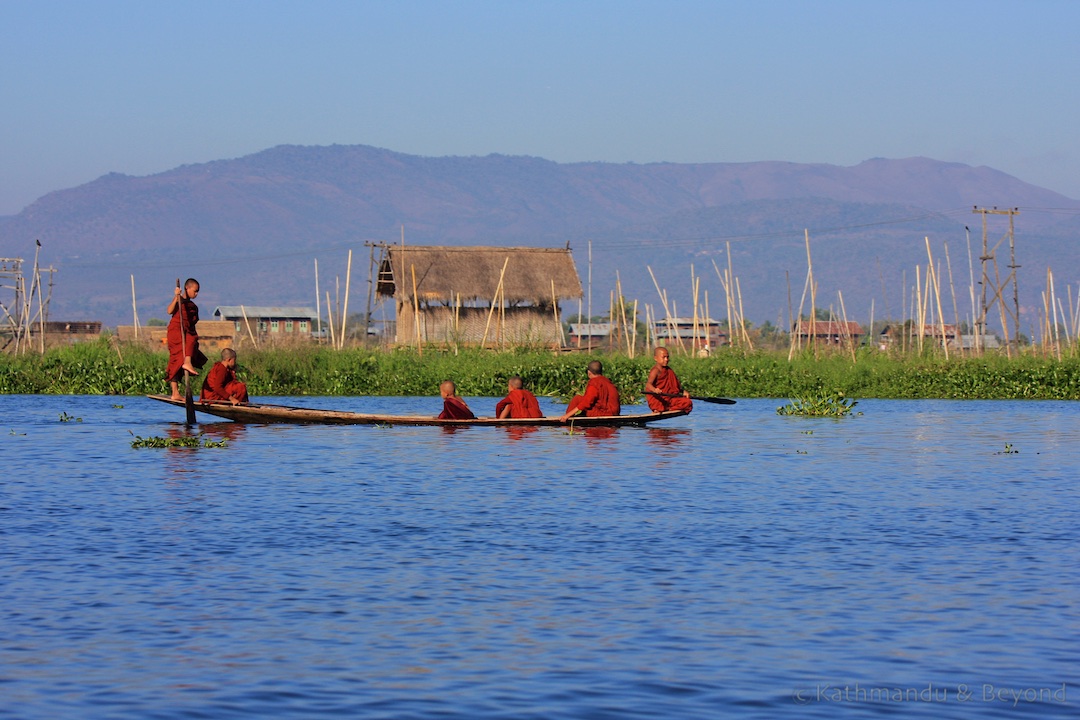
[184,377,197,425]
[690,396,736,405]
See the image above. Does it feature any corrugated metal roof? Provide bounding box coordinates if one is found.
[214,306,318,320]
[568,323,611,336]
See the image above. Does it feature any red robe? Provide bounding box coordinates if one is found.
[566,375,620,417]
[646,366,694,413]
[200,361,249,403]
[165,298,207,381]
[439,396,475,420]
[495,388,543,418]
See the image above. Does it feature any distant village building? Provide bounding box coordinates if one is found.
[961,334,1002,351]
[374,245,583,347]
[19,320,102,348]
[879,323,960,350]
[567,323,612,348]
[214,306,318,338]
[793,320,864,347]
[652,317,727,352]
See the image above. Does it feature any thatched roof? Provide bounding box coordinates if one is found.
[377,245,582,304]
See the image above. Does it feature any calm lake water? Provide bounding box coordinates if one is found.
[1,394,1077,719]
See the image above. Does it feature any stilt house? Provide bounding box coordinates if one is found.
[375,245,583,347]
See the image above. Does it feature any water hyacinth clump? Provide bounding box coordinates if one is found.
[776,391,860,417]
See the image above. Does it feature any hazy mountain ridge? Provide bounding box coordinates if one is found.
[1,144,1077,327]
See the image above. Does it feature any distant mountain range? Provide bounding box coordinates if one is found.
[2,144,1078,331]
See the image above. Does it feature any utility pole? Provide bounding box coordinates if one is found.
[973,206,1020,356]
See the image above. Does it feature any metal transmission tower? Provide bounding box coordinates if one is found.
[972,207,1020,356]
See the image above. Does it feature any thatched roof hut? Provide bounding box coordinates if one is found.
[375,245,583,347]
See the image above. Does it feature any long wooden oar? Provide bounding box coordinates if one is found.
[646,391,736,405]
[176,279,197,425]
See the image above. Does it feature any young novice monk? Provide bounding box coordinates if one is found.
[495,376,543,419]
[559,360,620,421]
[438,380,475,420]
[644,346,693,413]
[200,348,249,405]
[166,278,208,401]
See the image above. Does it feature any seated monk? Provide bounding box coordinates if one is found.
[558,360,620,421]
[495,376,543,419]
[644,346,693,413]
[438,380,475,420]
[200,348,249,404]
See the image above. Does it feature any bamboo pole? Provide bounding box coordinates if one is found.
[411,263,422,355]
[130,274,139,339]
[340,249,352,349]
[704,290,711,353]
[314,258,322,344]
[734,277,750,348]
[617,273,631,357]
[480,257,510,349]
[647,265,683,353]
[551,279,563,349]
[324,292,335,349]
[965,226,979,354]
[838,290,856,362]
[926,238,949,359]
[944,241,961,340]
[805,230,816,356]
[914,265,923,353]
[690,265,700,352]
[577,296,583,347]
[631,299,638,357]
[789,266,811,361]
[609,290,615,352]
[242,304,259,349]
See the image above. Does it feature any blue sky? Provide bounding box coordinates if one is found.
[1,0,1078,216]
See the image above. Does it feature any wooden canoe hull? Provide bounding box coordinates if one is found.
[146,395,689,427]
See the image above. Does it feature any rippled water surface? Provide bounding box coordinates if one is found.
[2,395,1078,718]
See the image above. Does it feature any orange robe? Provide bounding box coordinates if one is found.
[165,298,207,382]
[495,388,543,418]
[646,366,693,413]
[200,361,249,403]
[439,396,475,420]
[566,375,620,417]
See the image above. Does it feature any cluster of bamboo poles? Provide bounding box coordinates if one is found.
[1038,268,1080,359]
[315,250,353,351]
[639,242,754,357]
[787,230,857,361]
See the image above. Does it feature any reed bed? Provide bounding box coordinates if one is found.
[3,338,1080,400]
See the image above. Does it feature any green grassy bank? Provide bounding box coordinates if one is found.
[3,339,1080,401]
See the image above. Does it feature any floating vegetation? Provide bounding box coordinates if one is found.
[129,432,229,449]
[777,391,860,418]
[9,429,26,436]
[112,404,124,409]
[58,412,82,423]
[995,443,1020,455]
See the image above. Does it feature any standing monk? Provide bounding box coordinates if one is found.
[558,360,620,421]
[495,376,543,419]
[200,348,249,405]
[166,278,207,401]
[644,346,693,413]
[438,380,475,420]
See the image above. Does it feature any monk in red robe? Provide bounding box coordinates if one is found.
[165,278,208,401]
[644,346,693,413]
[200,348,249,404]
[438,380,475,420]
[495,376,543,419]
[559,360,620,421]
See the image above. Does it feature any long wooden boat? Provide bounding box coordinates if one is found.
[147,395,689,427]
